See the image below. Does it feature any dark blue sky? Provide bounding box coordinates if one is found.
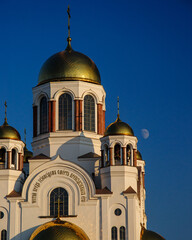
[1,0,192,239]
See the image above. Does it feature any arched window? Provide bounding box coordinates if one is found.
[50,187,68,216]
[59,93,72,130]
[40,97,48,134]
[111,227,117,240]
[11,149,16,169]
[0,148,6,169]
[126,145,131,165]
[120,226,125,240]
[114,144,121,165]
[104,145,109,166]
[84,95,95,131]
[1,230,7,240]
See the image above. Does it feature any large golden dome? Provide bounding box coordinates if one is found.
[0,121,21,140]
[29,219,90,240]
[38,40,101,85]
[104,115,134,137]
[140,227,165,240]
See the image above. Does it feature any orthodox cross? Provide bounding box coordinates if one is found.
[4,101,7,123]
[117,96,120,118]
[67,5,71,39]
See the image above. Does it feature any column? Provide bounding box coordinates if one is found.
[102,110,105,135]
[48,101,56,132]
[101,150,104,167]
[122,147,126,165]
[33,106,37,137]
[109,148,113,166]
[7,151,11,169]
[75,100,82,131]
[133,149,137,166]
[18,153,23,171]
[100,197,109,240]
[97,103,103,135]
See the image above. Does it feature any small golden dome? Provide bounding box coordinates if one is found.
[24,146,33,163]
[104,115,134,137]
[0,121,21,140]
[140,227,165,240]
[29,219,90,240]
[136,150,142,160]
[38,41,101,85]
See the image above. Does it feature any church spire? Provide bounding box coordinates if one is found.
[66,5,72,52]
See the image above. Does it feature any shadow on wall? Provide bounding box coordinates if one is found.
[11,225,39,240]
[52,131,101,188]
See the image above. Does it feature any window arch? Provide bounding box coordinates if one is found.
[114,144,121,165]
[126,145,131,165]
[111,227,117,240]
[0,148,6,169]
[50,187,68,216]
[59,93,72,130]
[120,226,125,240]
[84,95,95,131]
[40,96,48,134]
[1,230,7,240]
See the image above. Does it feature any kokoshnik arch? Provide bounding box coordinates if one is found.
[0,6,165,240]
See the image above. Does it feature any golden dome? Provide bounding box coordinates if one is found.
[140,227,165,240]
[29,219,90,240]
[38,41,101,85]
[104,115,134,137]
[136,150,143,160]
[24,146,33,163]
[0,121,21,140]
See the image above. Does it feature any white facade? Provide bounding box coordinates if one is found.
[0,43,147,240]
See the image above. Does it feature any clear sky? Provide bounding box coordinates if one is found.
[1,0,192,239]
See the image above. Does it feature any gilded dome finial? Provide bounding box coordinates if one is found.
[66,5,72,52]
[4,101,8,125]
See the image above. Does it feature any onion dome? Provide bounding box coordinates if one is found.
[29,218,90,240]
[140,227,165,240]
[0,120,21,140]
[38,38,101,85]
[136,150,142,160]
[104,115,134,137]
[24,146,33,163]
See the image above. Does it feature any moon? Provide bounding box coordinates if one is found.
[141,129,149,139]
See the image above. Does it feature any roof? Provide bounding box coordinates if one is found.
[96,187,113,194]
[123,186,137,194]
[78,152,100,159]
[6,190,21,198]
[29,153,50,160]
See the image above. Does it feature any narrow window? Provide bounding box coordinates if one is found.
[59,93,72,130]
[126,145,131,165]
[114,144,121,165]
[40,97,48,134]
[120,226,126,240]
[11,149,16,169]
[0,148,6,169]
[111,227,117,240]
[50,187,68,216]
[84,95,95,131]
[1,230,7,240]
[104,145,109,166]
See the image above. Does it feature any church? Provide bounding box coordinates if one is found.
[0,7,165,240]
